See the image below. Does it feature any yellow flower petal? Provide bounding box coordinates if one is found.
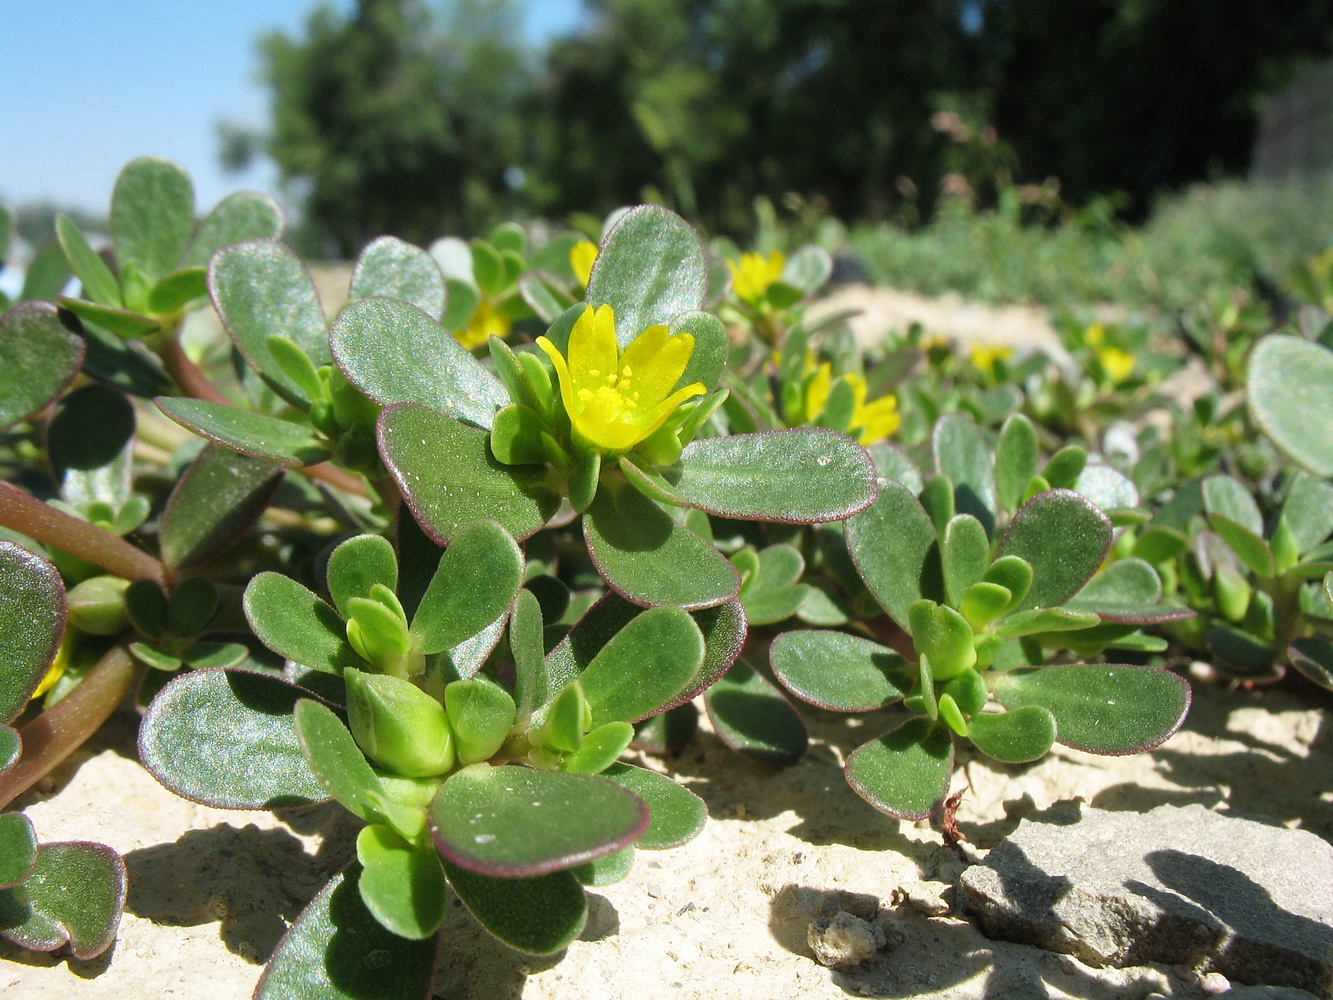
[804,363,833,422]
[570,239,598,288]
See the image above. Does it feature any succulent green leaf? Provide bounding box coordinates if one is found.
[1210,518,1276,578]
[600,762,706,849]
[968,706,1057,762]
[560,721,634,774]
[0,842,125,960]
[55,215,121,307]
[139,669,330,808]
[326,534,398,620]
[942,514,991,607]
[444,677,516,764]
[355,825,448,940]
[844,718,954,820]
[845,477,940,629]
[78,320,172,398]
[571,847,635,887]
[254,865,439,1000]
[992,606,1100,639]
[995,413,1038,514]
[672,311,728,391]
[587,206,707,344]
[992,664,1191,754]
[244,572,362,674]
[1284,473,1333,557]
[159,445,284,568]
[626,429,877,523]
[576,606,704,726]
[1288,636,1333,691]
[184,190,283,269]
[1203,475,1264,536]
[490,404,547,465]
[21,237,73,303]
[584,480,739,609]
[1248,334,1333,475]
[331,297,507,429]
[350,237,446,320]
[703,657,807,764]
[147,267,208,314]
[1065,557,1193,624]
[1131,525,1189,565]
[941,668,989,716]
[0,541,65,722]
[908,600,977,680]
[770,630,910,711]
[210,239,330,406]
[156,397,332,468]
[982,556,1032,608]
[345,669,453,777]
[782,245,833,293]
[510,590,550,722]
[1075,463,1139,513]
[0,727,20,776]
[0,814,37,888]
[110,156,194,285]
[520,272,576,324]
[1042,445,1087,489]
[960,581,1013,629]
[431,764,648,877]
[995,490,1112,612]
[167,576,219,637]
[0,302,85,432]
[411,520,523,655]
[919,474,955,535]
[59,296,159,338]
[933,413,996,531]
[1206,624,1278,678]
[379,404,560,544]
[441,860,586,956]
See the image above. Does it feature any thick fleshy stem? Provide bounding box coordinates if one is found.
[0,482,167,586]
[162,334,370,498]
[0,645,141,810]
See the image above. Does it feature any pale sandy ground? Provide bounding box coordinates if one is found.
[4,678,1328,1000]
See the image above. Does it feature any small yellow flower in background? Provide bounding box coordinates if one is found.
[457,300,511,350]
[969,342,1013,376]
[570,239,598,288]
[1083,322,1105,347]
[727,251,785,306]
[847,374,901,444]
[1096,346,1136,385]
[537,304,705,455]
[31,633,72,702]
[800,361,835,423]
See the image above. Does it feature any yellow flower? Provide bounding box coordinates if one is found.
[846,374,900,444]
[570,239,598,288]
[1096,346,1135,385]
[537,304,705,454]
[726,251,785,306]
[31,633,72,702]
[970,342,1013,375]
[1083,322,1105,347]
[457,300,511,350]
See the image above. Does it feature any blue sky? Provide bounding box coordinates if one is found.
[0,0,585,217]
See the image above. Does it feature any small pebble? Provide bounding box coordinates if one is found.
[807,911,887,968]
[1200,971,1230,994]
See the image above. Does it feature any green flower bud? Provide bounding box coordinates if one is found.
[345,668,454,777]
[66,575,130,636]
[1271,515,1300,577]
[445,675,517,764]
[346,587,420,677]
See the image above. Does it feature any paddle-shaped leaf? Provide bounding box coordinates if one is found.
[326,534,399,619]
[0,814,37,888]
[600,763,706,849]
[441,860,586,955]
[703,657,808,764]
[586,206,707,344]
[995,413,1038,514]
[156,397,332,467]
[576,606,704,725]
[770,630,910,711]
[159,445,284,568]
[431,764,648,877]
[379,404,560,544]
[1065,557,1194,624]
[0,842,125,960]
[991,664,1190,754]
[332,297,507,428]
[845,478,941,628]
[995,489,1112,612]
[139,669,331,808]
[183,190,284,269]
[0,541,65,722]
[110,156,194,285]
[0,302,84,432]
[968,706,1057,762]
[245,572,362,674]
[355,824,448,940]
[411,520,522,655]
[255,865,439,1000]
[1248,334,1333,475]
[845,718,953,820]
[349,236,446,320]
[934,413,996,532]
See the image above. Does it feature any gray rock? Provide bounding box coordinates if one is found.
[1218,988,1321,1000]
[807,911,887,968]
[958,801,1333,996]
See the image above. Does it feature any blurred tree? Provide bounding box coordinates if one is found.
[250,0,534,256]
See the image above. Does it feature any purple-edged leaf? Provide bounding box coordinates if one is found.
[254,865,440,1000]
[991,606,1100,639]
[244,572,362,674]
[410,520,522,656]
[0,540,66,723]
[210,239,330,407]
[110,156,194,286]
[845,478,941,629]
[332,298,507,429]
[0,814,37,888]
[1289,636,1333,691]
[586,205,707,345]
[576,606,703,726]
[584,479,739,609]
[431,764,648,877]
[845,718,953,820]
[0,302,85,432]
[995,489,1112,613]
[0,727,19,774]
[156,397,332,467]
[183,190,284,269]
[770,630,910,711]
[968,706,1057,763]
[1075,462,1139,514]
[672,311,728,392]
[349,236,446,320]
[1248,335,1333,475]
[58,297,159,338]
[139,669,331,809]
[623,428,877,524]
[159,445,284,569]
[600,763,706,849]
[1065,557,1195,624]
[441,860,586,956]
[991,664,1191,755]
[379,404,559,544]
[0,841,125,960]
[703,657,808,764]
